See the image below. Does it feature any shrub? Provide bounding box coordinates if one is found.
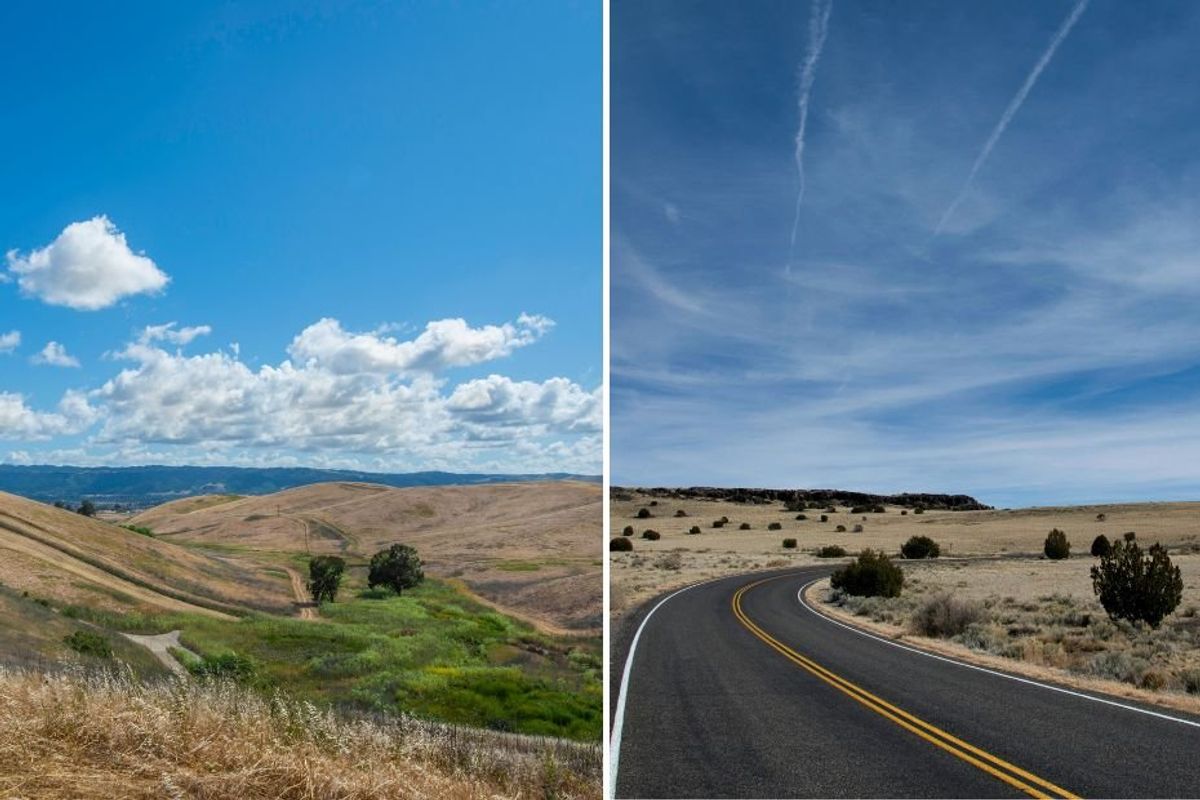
[739,523,751,530]
[636,508,652,519]
[609,537,633,552]
[189,652,258,683]
[1124,531,1136,542]
[835,525,847,533]
[674,509,687,517]
[307,555,346,604]
[622,525,634,536]
[649,500,658,506]
[825,507,836,514]
[1181,669,1200,695]
[641,529,660,541]
[782,538,798,549]
[768,522,782,531]
[820,515,829,523]
[720,516,730,524]
[830,550,903,598]
[913,507,925,515]
[712,520,725,529]
[121,524,155,537]
[901,535,941,559]
[871,504,886,514]
[795,514,807,521]
[367,544,425,596]
[687,525,701,535]
[76,499,97,517]
[1091,534,1111,558]
[63,630,113,659]
[850,505,869,515]
[900,510,908,516]
[816,545,847,558]
[852,524,864,533]
[1044,529,1070,559]
[1096,512,1107,522]
[1090,536,1183,627]
[911,594,984,638]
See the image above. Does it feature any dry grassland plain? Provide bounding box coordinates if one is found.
[610,491,1200,712]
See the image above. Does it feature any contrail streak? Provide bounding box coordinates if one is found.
[933,0,1089,236]
[787,0,833,271]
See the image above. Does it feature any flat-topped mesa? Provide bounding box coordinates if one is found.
[612,486,991,511]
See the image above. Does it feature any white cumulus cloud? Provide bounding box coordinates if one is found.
[6,216,169,310]
[138,322,212,346]
[0,331,19,354]
[32,342,80,368]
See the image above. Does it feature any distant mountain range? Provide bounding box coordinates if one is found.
[617,486,991,511]
[0,464,600,508]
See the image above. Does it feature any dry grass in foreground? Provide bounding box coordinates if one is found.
[0,668,600,800]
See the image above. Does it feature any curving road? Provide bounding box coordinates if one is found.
[610,566,1200,798]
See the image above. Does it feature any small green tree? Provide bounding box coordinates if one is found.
[1044,529,1070,560]
[637,508,653,519]
[901,535,940,559]
[1091,536,1183,628]
[1091,534,1111,558]
[831,550,904,597]
[367,544,424,596]
[610,536,633,551]
[77,499,97,517]
[307,555,346,604]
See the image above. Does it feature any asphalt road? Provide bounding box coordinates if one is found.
[611,565,1200,798]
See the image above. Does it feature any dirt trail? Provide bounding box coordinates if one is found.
[283,566,317,619]
[0,527,234,619]
[121,630,197,678]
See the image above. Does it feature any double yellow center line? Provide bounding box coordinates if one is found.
[731,575,1078,799]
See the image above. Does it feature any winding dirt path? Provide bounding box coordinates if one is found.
[121,630,197,678]
[283,566,317,619]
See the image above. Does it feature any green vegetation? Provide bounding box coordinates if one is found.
[368,544,424,597]
[782,538,797,549]
[768,522,782,531]
[901,535,941,559]
[738,523,751,530]
[911,594,982,638]
[816,545,847,558]
[1091,535,1183,628]
[120,524,156,538]
[636,508,652,519]
[307,555,346,604]
[77,499,97,517]
[1091,534,1112,557]
[622,525,634,536]
[610,537,633,551]
[63,630,113,659]
[687,526,701,535]
[831,550,903,598]
[1044,529,1071,560]
[641,530,660,541]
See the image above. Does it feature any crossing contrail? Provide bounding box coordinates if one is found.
[934,0,1090,236]
[787,0,833,272]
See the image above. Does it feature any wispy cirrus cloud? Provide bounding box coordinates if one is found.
[787,0,833,266]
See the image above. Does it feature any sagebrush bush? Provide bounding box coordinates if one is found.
[609,537,633,552]
[674,509,687,517]
[1044,529,1070,559]
[768,522,782,531]
[622,525,634,536]
[739,523,751,530]
[712,520,725,529]
[1091,534,1111,558]
[795,514,808,521]
[782,538,797,549]
[687,525,701,535]
[911,594,984,638]
[830,550,903,598]
[900,510,908,516]
[852,524,864,533]
[819,515,829,523]
[636,508,652,519]
[641,530,660,541]
[816,545,846,558]
[1090,535,1183,627]
[901,535,940,559]
[835,524,847,533]
[913,507,925,515]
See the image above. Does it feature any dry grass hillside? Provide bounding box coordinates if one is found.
[0,491,289,618]
[135,481,603,633]
[0,667,601,799]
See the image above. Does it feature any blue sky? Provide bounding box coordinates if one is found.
[612,0,1200,506]
[0,1,600,474]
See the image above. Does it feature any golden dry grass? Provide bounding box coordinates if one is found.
[0,668,600,800]
[135,481,603,634]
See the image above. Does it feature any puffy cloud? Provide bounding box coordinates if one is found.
[0,331,18,354]
[288,313,554,375]
[0,390,95,440]
[448,375,602,436]
[6,216,169,310]
[138,322,212,346]
[31,342,80,368]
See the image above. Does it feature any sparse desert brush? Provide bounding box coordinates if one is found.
[636,508,652,519]
[0,667,600,799]
[687,526,701,535]
[816,545,846,558]
[830,550,903,598]
[654,553,682,571]
[1091,534,1112,557]
[1044,529,1071,560]
[900,510,908,516]
[768,522,782,531]
[641,530,660,541]
[795,514,807,521]
[674,509,687,517]
[609,537,633,552]
[912,594,985,638]
[835,524,847,533]
[913,507,925,515]
[782,538,798,549]
[1181,668,1200,695]
[712,520,725,529]
[852,524,864,533]
[820,515,829,523]
[739,523,751,530]
[901,535,941,560]
[622,525,634,536]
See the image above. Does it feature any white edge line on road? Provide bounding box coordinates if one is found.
[796,578,1200,730]
[609,578,717,800]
